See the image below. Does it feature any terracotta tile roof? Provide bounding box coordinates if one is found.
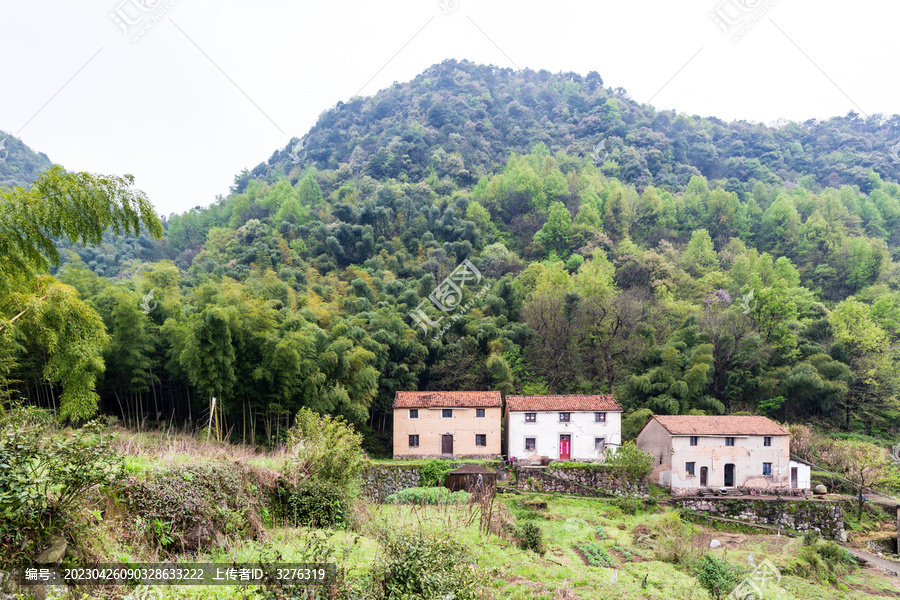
[648,415,789,436]
[506,395,622,412]
[393,391,502,408]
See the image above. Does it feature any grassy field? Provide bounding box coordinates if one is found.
[11,428,900,599]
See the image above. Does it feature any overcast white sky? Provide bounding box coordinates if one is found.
[1,1,897,216]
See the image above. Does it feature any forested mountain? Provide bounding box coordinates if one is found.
[0,132,53,189]
[6,59,900,453]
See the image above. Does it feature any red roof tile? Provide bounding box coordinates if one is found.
[506,395,621,412]
[648,415,789,436]
[393,391,502,408]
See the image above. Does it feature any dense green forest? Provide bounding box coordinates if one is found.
[3,60,900,454]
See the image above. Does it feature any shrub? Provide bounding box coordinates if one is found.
[605,441,654,480]
[0,409,121,557]
[519,522,545,555]
[794,539,857,584]
[612,497,643,515]
[287,408,365,492]
[282,478,347,527]
[418,459,454,487]
[694,553,746,600]
[384,487,471,505]
[378,529,482,599]
[653,512,704,566]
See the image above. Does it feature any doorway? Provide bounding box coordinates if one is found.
[559,435,571,460]
[441,434,453,455]
[791,467,798,488]
[700,466,708,487]
[724,463,735,487]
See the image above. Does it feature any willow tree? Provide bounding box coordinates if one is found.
[0,167,162,419]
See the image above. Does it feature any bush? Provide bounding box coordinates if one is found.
[612,497,643,515]
[794,540,857,584]
[519,522,545,555]
[605,441,654,480]
[418,458,455,487]
[694,553,746,600]
[287,408,365,493]
[282,478,347,527]
[384,487,471,505]
[378,529,482,599]
[0,409,121,557]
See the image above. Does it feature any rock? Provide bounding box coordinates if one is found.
[35,536,67,565]
[709,539,722,549]
[814,484,827,494]
[183,524,224,551]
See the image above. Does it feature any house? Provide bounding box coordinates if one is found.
[636,415,791,495]
[506,395,622,462]
[789,457,812,492]
[392,391,502,459]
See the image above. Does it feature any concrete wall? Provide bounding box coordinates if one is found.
[675,497,845,541]
[392,406,501,458]
[507,410,622,461]
[636,419,673,487]
[637,422,791,494]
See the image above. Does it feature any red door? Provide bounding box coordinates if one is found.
[559,435,571,460]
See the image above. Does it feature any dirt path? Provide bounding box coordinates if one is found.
[844,547,900,576]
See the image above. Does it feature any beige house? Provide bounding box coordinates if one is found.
[636,415,791,495]
[392,391,502,459]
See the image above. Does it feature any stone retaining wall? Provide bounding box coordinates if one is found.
[361,461,503,502]
[673,497,845,541]
[514,465,649,499]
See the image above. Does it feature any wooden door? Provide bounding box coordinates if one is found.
[700,466,708,487]
[559,435,571,460]
[791,467,798,488]
[441,434,453,455]
[724,463,735,487]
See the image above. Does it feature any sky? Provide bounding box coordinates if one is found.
[0,0,897,216]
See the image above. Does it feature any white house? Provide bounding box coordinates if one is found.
[636,415,793,495]
[506,395,622,462]
[789,458,812,492]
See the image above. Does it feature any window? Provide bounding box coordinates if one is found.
[442,409,453,418]
[409,409,418,419]
[476,408,485,418]
[595,412,606,422]
[525,413,536,422]
[409,435,419,447]
[763,462,772,476]
[559,412,571,422]
[686,462,696,476]
[475,434,487,447]
[690,436,698,446]
[595,437,606,450]
[524,438,536,451]
[764,436,772,447]
[725,437,735,446]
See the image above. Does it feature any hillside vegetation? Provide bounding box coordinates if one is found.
[2,60,900,453]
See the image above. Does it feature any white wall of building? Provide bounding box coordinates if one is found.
[790,460,811,490]
[507,410,622,461]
